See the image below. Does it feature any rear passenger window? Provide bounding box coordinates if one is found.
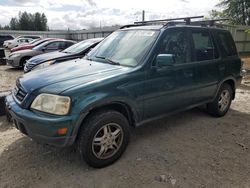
[216,32,237,56]
[191,30,219,61]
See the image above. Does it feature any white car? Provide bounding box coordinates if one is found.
[3,35,41,49]
[4,38,33,49]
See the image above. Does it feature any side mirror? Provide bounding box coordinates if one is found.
[156,54,175,67]
[41,47,46,51]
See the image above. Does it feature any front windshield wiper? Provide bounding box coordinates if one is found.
[95,56,120,65]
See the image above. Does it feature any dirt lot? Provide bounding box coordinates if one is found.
[0,66,23,92]
[242,57,250,70]
[0,65,250,188]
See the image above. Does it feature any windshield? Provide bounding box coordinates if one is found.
[63,40,99,54]
[88,30,159,67]
[33,41,50,50]
[30,38,40,44]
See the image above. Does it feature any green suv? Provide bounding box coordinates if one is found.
[5,17,242,168]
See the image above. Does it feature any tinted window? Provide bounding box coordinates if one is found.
[65,42,74,48]
[191,30,218,61]
[216,31,237,56]
[159,29,189,64]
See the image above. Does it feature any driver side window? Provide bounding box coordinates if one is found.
[159,30,189,64]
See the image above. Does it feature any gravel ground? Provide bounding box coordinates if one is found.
[0,66,23,92]
[0,66,250,188]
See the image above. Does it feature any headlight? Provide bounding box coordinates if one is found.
[32,60,55,70]
[9,53,20,58]
[31,94,71,115]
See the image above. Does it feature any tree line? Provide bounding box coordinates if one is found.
[0,12,48,31]
[0,1,249,31]
[210,0,250,25]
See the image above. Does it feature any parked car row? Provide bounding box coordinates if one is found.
[7,39,76,68]
[1,35,103,71]
[24,38,103,72]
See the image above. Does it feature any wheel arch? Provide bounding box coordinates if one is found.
[216,77,236,100]
[20,56,32,67]
[72,100,138,145]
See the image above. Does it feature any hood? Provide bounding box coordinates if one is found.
[28,51,67,64]
[19,59,132,94]
[12,49,34,54]
[4,40,13,43]
[11,45,33,52]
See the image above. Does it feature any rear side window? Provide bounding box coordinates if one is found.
[65,42,73,48]
[191,30,219,61]
[216,31,237,56]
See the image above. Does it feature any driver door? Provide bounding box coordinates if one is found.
[143,28,195,119]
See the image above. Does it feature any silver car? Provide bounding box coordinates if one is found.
[7,39,76,68]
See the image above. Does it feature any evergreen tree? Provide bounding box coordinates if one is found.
[19,12,31,30]
[5,11,48,31]
[41,13,48,31]
[10,18,19,30]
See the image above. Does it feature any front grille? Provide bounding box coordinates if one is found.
[14,80,27,102]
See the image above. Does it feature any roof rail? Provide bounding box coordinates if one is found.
[163,18,229,27]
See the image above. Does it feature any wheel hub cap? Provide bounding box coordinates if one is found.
[218,90,230,112]
[92,123,123,160]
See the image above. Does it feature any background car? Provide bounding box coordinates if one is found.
[11,38,55,53]
[0,34,14,62]
[24,38,103,72]
[6,39,76,68]
[3,35,41,49]
[4,38,35,59]
[0,34,14,48]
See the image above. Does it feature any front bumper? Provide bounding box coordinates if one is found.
[6,57,21,67]
[5,94,79,147]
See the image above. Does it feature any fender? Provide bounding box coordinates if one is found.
[69,95,140,144]
[213,76,236,101]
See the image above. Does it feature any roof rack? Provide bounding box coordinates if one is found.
[120,16,204,29]
[134,16,204,25]
[120,16,229,29]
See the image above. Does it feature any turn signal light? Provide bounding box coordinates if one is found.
[57,128,68,135]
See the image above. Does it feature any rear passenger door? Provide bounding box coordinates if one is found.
[189,28,220,103]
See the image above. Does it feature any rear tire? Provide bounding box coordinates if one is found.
[77,110,130,168]
[207,83,233,117]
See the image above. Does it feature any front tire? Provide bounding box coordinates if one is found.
[77,110,130,168]
[207,83,233,117]
[20,57,31,68]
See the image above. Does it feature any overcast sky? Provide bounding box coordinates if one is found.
[0,0,220,30]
